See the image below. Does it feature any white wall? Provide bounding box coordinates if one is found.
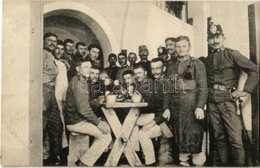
[2,1,31,166]
[122,2,194,61]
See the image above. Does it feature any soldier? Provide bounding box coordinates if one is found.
[138,58,170,166]
[42,32,63,165]
[73,42,87,61]
[204,22,259,166]
[86,44,104,69]
[157,46,168,67]
[104,53,119,81]
[137,45,152,78]
[61,39,77,82]
[64,59,112,166]
[163,35,208,166]
[128,52,137,67]
[116,52,133,80]
[165,37,178,65]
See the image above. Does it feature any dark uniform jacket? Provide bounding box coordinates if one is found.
[205,47,259,102]
[152,75,167,124]
[64,74,100,126]
[163,56,208,109]
[136,77,165,124]
[104,65,119,81]
[87,80,105,118]
[61,52,77,82]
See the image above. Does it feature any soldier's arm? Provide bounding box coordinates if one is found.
[232,50,259,93]
[72,79,100,126]
[195,61,208,109]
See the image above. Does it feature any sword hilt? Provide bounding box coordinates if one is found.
[229,87,243,115]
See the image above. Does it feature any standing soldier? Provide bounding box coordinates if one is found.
[204,22,259,166]
[163,35,208,166]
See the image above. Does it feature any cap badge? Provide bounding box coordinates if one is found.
[210,25,217,34]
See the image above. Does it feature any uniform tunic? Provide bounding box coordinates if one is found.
[204,47,259,166]
[163,56,208,154]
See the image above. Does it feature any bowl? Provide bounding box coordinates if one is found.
[106,95,117,104]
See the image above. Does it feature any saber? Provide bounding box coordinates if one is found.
[229,88,258,166]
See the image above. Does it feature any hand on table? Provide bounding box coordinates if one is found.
[141,120,156,132]
[97,121,110,134]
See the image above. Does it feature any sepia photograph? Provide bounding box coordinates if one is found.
[1,0,259,167]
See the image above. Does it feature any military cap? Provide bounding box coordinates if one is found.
[208,23,224,38]
[139,45,148,52]
[157,46,167,56]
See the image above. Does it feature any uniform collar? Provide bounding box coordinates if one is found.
[209,46,225,53]
[177,55,190,62]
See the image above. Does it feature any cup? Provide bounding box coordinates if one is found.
[106,94,117,104]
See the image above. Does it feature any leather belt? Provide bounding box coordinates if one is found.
[213,84,228,91]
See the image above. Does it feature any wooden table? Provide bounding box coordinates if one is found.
[101,102,148,166]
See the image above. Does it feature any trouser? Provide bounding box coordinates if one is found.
[43,84,63,160]
[179,132,207,166]
[137,113,163,165]
[66,121,112,166]
[208,102,245,166]
[179,152,206,166]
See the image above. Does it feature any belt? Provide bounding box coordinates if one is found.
[212,84,229,91]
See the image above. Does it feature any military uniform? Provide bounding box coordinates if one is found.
[61,52,77,82]
[205,47,259,166]
[205,23,259,166]
[104,65,119,81]
[163,56,208,161]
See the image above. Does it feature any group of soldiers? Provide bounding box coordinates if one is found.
[42,21,259,167]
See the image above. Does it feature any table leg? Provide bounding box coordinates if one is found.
[102,107,142,166]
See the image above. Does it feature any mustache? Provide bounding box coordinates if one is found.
[213,43,220,45]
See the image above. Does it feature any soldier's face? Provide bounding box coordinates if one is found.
[176,40,191,57]
[139,50,149,60]
[54,44,65,59]
[90,68,100,83]
[165,40,176,55]
[208,35,225,49]
[44,36,57,51]
[65,42,74,55]
[89,47,100,60]
[77,61,92,78]
[134,68,147,82]
[118,55,127,66]
[108,56,117,65]
[123,74,134,85]
[128,54,137,64]
[77,45,87,57]
[151,61,164,79]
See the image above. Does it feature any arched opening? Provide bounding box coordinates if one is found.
[44,2,119,67]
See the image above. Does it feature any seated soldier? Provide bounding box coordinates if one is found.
[121,70,137,100]
[99,69,114,95]
[63,59,112,166]
[88,66,106,118]
[133,63,163,166]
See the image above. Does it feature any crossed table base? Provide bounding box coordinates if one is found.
[101,102,148,166]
